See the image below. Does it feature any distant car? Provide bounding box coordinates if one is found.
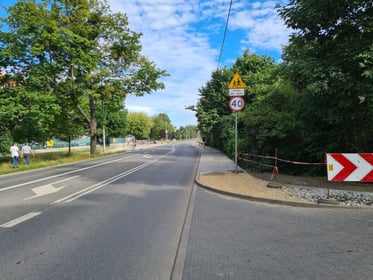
[153,140,158,144]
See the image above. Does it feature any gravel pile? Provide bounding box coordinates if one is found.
[284,185,373,207]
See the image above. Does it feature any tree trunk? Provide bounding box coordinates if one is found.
[68,135,71,155]
[90,132,96,155]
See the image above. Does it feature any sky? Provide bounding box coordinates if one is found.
[0,0,292,128]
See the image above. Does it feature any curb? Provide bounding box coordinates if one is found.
[194,177,366,209]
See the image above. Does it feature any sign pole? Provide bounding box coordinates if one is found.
[228,72,246,173]
[235,111,238,172]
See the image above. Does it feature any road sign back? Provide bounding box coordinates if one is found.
[228,73,246,89]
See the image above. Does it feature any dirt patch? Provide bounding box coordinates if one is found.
[199,172,309,203]
[251,171,373,193]
[198,171,373,203]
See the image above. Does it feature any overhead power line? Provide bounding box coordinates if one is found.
[217,0,233,69]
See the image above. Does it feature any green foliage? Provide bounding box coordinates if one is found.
[277,0,373,153]
[0,0,167,155]
[194,1,372,175]
[194,51,280,155]
[0,127,13,154]
[127,112,153,139]
[0,84,60,143]
[152,113,173,140]
[176,125,198,140]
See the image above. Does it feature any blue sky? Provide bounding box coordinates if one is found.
[0,0,292,128]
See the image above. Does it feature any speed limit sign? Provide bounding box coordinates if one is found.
[229,96,245,112]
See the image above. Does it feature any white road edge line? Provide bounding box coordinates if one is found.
[0,212,42,228]
[0,155,138,192]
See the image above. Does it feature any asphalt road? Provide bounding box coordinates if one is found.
[0,142,199,280]
[1,142,373,280]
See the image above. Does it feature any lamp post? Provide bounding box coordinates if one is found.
[102,98,106,153]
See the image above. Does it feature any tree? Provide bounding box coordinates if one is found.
[176,125,197,140]
[0,81,60,144]
[0,0,168,154]
[191,51,279,154]
[152,113,173,140]
[188,67,234,147]
[277,0,373,152]
[127,112,153,139]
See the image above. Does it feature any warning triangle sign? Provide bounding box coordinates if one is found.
[228,73,246,89]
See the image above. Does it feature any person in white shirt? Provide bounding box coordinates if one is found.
[21,142,35,165]
[9,143,19,168]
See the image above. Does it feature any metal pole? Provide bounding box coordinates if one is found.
[235,111,238,172]
[102,99,105,153]
[103,124,106,153]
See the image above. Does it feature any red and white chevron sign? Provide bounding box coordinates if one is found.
[326,153,373,182]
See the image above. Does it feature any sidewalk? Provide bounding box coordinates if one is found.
[198,146,242,175]
[195,146,373,208]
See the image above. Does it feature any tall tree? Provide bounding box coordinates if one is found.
[277,0,373,152]
[0,0,168,154]
[127,112,153,139]
[152,113,173,140]
[188,67,234,147]
[191,51,278,154]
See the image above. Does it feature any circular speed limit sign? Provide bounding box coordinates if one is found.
[229,96,245,112]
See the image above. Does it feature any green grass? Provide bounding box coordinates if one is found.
[0,149,124,175]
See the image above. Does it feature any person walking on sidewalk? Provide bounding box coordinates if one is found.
[21,142,34,165]
[9,143,20,168]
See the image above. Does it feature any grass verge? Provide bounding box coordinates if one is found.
[0,148,124,175]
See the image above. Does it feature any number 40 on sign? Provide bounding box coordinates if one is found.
[229,96,245,112]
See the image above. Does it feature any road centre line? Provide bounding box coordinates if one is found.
[0,212,42,228]
[55,149,175,203]
[0,154,138,192]
[53,158,159,204]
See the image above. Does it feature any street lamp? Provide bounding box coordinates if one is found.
[101,95,106,153]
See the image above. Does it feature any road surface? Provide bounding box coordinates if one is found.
[1,142,372,280]
[0,142,198,279]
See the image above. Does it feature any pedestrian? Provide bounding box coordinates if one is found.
[9,143,19,168]
[21,142,35,165]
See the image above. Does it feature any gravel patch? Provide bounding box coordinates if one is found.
[284,184,373,207]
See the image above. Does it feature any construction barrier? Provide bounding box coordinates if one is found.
[239,151,326,181]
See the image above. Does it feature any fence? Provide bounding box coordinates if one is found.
[239,149,326,181]
[32,136,131,150]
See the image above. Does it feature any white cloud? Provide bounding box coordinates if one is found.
[229,1,290,53]
[108,0,291,127]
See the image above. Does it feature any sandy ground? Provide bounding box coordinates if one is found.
[199,172,309,203]
[199,171,373,203]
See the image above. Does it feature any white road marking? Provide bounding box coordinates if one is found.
[23,176,80,200]
[0,212,42,228]
[0,149,176,228]
[0,155,138,192]
[53,158,159,204]
[24,185,64,200]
